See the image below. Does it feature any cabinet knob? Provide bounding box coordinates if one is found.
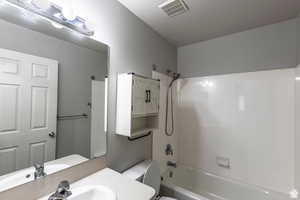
[145,90,151,103]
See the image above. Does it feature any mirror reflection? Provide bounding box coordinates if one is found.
[0,0,108,192]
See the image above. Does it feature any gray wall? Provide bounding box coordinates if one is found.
[71,0,177,171]
[296,16,300,192]
[178,18,299,77]
[298,17,300,65]
[0,19,107,159]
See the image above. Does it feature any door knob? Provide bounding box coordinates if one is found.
[49,132,56,138]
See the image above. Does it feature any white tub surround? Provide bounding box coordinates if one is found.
[40,168,155,200]
[177,69,295,194]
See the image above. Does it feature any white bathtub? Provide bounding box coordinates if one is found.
[160,165,290,200]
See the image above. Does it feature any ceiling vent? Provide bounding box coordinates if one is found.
[159,0,189,17]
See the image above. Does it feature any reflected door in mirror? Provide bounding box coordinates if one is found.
[0,48,58,175]
[91,80,106,158]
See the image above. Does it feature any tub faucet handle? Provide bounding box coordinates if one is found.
[165,144,173,156]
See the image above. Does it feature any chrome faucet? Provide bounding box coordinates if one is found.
[48,180,72,200]
[34,163,46,180]
[167,161,177,168]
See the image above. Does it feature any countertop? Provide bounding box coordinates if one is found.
[0,154,88,182]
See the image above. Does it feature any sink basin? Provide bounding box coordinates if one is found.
[40,185,117,200]
[68,186,117,200]
[0,164,69,192]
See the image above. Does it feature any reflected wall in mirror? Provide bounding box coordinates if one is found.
[0,0,108,192]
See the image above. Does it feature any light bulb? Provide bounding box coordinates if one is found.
[84,21,94,30]
[62,6,76,21]
[289,189,298,199]
[32,0,51,10]
[20,0,32,3]
[0,0,5,6]
[49,0,63,7]
[51,21,63,29]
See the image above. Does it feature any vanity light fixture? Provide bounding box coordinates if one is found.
[4,0,94,36]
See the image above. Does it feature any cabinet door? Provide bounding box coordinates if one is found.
[146,80,160,114]
[132,76,147,116]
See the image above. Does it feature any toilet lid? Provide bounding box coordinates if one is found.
[143,160,161,196]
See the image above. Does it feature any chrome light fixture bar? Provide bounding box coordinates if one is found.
[5,0,94,36]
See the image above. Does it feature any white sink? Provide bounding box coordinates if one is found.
[0,164,69,192]
[68,186,117,200]
[40,185,117,200]
[38,168,155,200]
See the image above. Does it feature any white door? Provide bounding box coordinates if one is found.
[91,80,106,159]
[0,48,58,175]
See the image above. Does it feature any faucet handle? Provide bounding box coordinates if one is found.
[165,144,174,156]
[57,180,71,195]
[34,162,44,169]
[48,181,72,200]
[58,180,70,189]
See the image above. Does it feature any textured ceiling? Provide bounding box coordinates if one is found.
[118,0,300,46]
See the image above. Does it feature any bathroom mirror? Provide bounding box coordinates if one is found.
[0,0,108,192]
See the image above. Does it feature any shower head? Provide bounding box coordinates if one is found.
[169,73,180,87]
[166,72,180,136]
[173,73,180,80]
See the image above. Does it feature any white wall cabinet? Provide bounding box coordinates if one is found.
[116,73,160,138]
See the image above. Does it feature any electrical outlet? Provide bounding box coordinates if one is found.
[216,156,230,169]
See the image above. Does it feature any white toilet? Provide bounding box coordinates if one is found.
[143,161,177,200]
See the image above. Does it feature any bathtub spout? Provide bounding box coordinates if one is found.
[167,161,177,168]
